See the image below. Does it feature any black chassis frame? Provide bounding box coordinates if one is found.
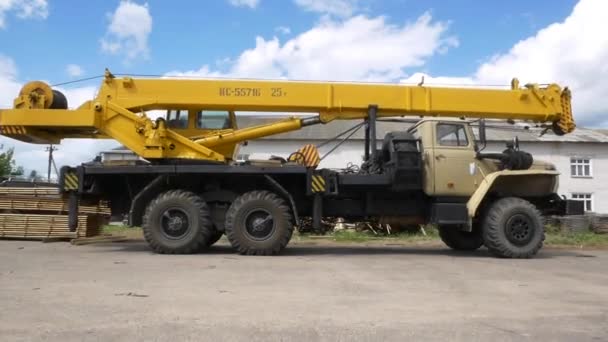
[60,161,434,232]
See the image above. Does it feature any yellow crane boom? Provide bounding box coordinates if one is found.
[0,70,574,162]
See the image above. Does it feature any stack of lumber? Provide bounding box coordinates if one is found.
[0,186,110,240]
[590,215,608,234]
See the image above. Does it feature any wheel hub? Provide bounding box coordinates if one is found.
[505,214,534,246]
[160,208,190,239]
[244,209,275,241]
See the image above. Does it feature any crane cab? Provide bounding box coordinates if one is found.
[165,109,239,159]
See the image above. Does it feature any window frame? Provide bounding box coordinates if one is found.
[196,110,232,130]
[570,157,592,178]
[166,109,189,129]
[571,192,593,212]
[435,123,470,148]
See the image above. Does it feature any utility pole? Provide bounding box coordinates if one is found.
[46,145,57,182]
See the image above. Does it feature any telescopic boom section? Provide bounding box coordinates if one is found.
[0,71,574,162]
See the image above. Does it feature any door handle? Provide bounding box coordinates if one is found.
[435,154,446,160]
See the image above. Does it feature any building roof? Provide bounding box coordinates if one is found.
[235,116,608,143]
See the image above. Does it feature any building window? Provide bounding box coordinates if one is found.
[571,193,593,212]
[570,157,591,177]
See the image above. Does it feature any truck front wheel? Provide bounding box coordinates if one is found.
[225,190,294,255]
[142,190,213,254]
[482,197,544,258]
[438,225,484,251]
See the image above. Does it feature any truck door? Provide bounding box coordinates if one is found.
[431,122,478,196]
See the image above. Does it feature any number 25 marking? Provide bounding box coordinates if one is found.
[271,88,285,97]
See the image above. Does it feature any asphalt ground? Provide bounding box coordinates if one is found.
[1,239,607,341]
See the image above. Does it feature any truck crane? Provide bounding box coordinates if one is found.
[0,70,582,258]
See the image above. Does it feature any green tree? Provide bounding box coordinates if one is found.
[0,148,24,177]
[12,166,24,176]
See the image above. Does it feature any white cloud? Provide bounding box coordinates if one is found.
[473,0,608,127]
[0,54,20,107]
[66,64,84,78]
[294,0,359,17]
[399,0,608,127]
[228,0,260,9]
[0,0,48,28]
[401,72,476,87]
[100,1,152,61]
[169,13,457,82]
[275,25,291,35]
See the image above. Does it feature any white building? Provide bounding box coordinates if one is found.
[235,117,608,214]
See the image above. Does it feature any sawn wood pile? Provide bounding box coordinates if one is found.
[0,186,110,240]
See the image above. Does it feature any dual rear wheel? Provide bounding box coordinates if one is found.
[142,189,293,255]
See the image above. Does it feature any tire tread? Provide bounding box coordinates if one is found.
[483,197,544,258]
[225,190,293,255]
[142,190,211,254]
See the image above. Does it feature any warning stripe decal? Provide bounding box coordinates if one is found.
[63,173,78,190]
[311,175,325,193]
[0,126,26,135]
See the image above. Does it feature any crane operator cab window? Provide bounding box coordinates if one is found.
[436,123,469,147]
[167,110,189,129]
[197,110,232,130]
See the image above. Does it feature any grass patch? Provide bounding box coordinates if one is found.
[303,227,608,249]
[332,230,378,242]
[102,225,142,238]
[545,231,608,248]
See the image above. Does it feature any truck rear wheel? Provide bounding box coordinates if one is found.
[438,225,484,251]
[142,190,212,254]
[225,190,294,255]
[482,197,544,258]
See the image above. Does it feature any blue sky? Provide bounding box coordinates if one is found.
[1,0,578,82]
[0,0,606,175]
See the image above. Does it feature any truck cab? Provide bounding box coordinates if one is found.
[407,119,559,201]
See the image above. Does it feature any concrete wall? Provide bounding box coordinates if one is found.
[241,139,608,213]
